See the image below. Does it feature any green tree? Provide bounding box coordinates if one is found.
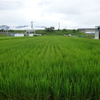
[72,29,76,33]
[62,28,67,31]
[45,26,55,32]
[1,29,4,32]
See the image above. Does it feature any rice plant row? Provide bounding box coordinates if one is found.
[0,36,100,100]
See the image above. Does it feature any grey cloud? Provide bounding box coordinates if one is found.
[37,0,100,28]
[16,25,29,28]
[0,25,10,30]
[0,0,100,29]
[0,0,25,10]
[39,0,100,15]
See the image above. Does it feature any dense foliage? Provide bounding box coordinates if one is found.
[36,29,86,36]
[0,29,90,37]
[0,36,100,100]
[8,30,26,33]
[45,27,55,32]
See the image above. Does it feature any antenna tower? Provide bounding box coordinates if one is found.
[31,21,35,33]
[31,21,33,29]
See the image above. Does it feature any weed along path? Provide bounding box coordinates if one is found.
[0,36,100,100]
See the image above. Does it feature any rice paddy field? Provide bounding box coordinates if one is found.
[0,36,100,100]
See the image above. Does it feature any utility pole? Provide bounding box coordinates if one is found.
[31,21,33,29]
[6,29,8,36]
[58,22,60,30]
[58,22,60,34]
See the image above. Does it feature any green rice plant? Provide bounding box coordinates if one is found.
[0,36,100,100]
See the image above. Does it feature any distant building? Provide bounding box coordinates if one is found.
[24,29,34,36]
[28,34,33,36]
[14,33,24,37]
[25,30,35,34]
[78,28,95,34]
[95,26,100,39]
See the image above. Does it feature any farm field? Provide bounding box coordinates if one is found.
[0,36,100,100]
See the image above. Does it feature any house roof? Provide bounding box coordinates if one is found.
[78,28,95,30]
[26,30,34,32]
[95,26,100,27]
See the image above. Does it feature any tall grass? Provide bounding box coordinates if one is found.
[0,36,100,100]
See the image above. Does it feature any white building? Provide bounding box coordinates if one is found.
[78,28,95,34]
[25,30,35,34]
[14,33,24,37]
[28,34,33,36]
[95,26,100,39]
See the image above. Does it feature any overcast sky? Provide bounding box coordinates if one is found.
[0,0,100,29]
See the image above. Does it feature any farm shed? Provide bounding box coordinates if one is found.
[14,33,24,37]
[78,28,95,34]
[25,30,35,34]
[95,26,100,39]
[28,34,33,36]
